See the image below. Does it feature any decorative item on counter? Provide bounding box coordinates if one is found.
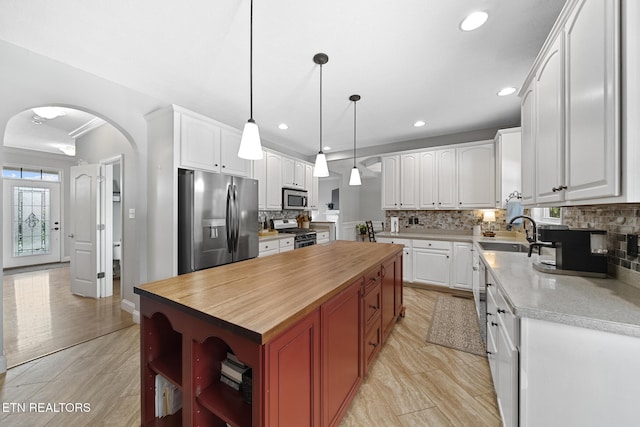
[297,213,310,228]
[482,210,496,237]
[473,216,483,236]
[357,224,368,241]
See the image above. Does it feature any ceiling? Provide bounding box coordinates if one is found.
[0,0,566,159]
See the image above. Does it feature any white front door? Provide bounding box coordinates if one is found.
[2,179,61,268]
[69,164,112,298]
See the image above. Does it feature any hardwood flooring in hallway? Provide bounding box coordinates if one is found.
[0,286,500,426]
[2,264,134,368]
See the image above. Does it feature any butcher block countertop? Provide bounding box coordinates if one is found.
[135,240,402,344]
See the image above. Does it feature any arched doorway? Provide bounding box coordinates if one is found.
[1,105,135,368]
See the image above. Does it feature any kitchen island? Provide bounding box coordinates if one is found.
[134,240,403,427]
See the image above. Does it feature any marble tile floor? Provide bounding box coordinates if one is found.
[0,286,500,426]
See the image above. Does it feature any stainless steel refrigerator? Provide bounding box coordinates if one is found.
[178,169,258,274]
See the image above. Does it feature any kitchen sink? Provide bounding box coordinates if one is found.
[478,241,529,253]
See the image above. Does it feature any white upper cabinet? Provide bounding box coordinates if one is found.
[418,151,437,208]
[400,153,419,209]
[520,85,536,205]
[457,143,495,208]
[381,156,400,209]
[495,128,522,208]
[535,32,565,204]
[219,128,251,177]
[521,0,624,206]
[179,110,251,177]
[436,149,457,209]
[385,142,495,210]
[282,157,306,189]
[180,113,221,172]
[305,164,318,209]
[254,150,268,210]
[564,0,620,201]
[419,149,458,209]
[266,151,283,210]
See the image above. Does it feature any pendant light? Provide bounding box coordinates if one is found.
[313,53,330,177]
[238,0,263,160]
[348,94,362,186]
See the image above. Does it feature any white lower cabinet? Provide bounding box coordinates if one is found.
[259,236,294,257]
[412,240,451,287]
[520,318,640,427]
[486,272,518,427]
[258,240,279,257]
[452,242,472,290]
[316,230,330,244]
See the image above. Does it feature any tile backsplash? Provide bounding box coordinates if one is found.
[563,204,640,274]
[384,209,511,232]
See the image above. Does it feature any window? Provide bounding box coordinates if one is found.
[531,207,562,225]
[2,167,60,182]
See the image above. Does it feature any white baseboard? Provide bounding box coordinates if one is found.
[121,299,140,324]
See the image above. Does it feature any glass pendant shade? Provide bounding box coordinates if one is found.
[349,166,361,186]
[313,152,329,177]
[238,119,263,160]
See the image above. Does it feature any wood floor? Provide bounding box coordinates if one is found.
[2,264,135,367]
[0,286,500,426]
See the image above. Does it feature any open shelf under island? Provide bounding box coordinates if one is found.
[135,240,404,427]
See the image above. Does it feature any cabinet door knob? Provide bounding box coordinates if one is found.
[487,283,492,287]
[369,305,379,310]
[487,351,493,355]
[369,342,378,348]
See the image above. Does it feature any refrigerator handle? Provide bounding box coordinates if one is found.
[226,184,233,253]
[233,184,240,252]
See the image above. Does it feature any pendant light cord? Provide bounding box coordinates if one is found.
[353,100,357,167]
[249,0,254,121]
[319,63,323,153]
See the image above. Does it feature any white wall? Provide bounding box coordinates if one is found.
[0,40,163,372]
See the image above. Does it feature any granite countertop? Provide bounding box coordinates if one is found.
[379,229,640,338]
[478,245,640,338]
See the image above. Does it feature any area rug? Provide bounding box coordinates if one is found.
[426,295,486,357]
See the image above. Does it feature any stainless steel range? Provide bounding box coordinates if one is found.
[272,219,317,249]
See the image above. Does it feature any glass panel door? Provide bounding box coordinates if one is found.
[3,179,61,268]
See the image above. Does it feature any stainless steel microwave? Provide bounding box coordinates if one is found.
[282,188,308,210]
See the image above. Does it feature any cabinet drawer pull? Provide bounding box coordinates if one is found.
[491,322,498,327]
[486,283,492,287]
[369,305,379,310]
[369,342,378,348]
[487,312,493,317]
[487,351,493,355]
[497,308,506,314]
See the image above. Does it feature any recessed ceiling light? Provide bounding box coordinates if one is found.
[278,123,288,130]
[460,11,488,31]
[497,87,517,96]
[413,120,426,127]
[323,146,331,151]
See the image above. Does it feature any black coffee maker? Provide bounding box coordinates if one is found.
[536,226,608,277]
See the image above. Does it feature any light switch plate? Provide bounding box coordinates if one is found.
[129,208,136,219]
